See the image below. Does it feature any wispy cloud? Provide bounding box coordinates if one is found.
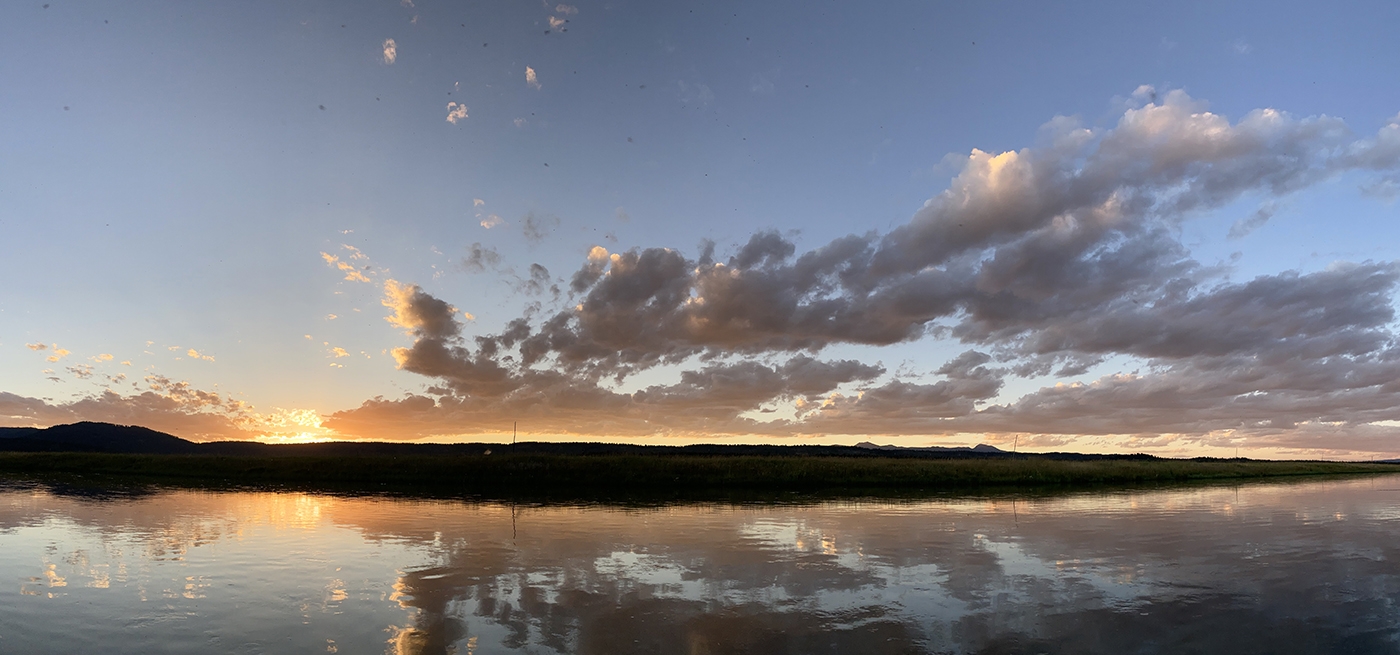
[321,251,372,283]
[526,66,541,90]
[521,213,559,243]
[1228,202,1277,239]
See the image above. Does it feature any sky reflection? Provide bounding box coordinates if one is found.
[1,477,1398,654]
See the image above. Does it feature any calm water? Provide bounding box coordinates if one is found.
[2,477,1399,654]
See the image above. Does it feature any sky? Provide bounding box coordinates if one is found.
[3,0,1400,458]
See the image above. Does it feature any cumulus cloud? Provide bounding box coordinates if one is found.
[525,66,540,90]
[321,89,1400,453]
[382,38,397,65]
[445,102,468,124]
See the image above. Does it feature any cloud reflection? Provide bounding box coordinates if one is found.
[2,478,1399,653]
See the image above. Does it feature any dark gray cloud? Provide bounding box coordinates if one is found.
[521,212,560,244]
[330,91,1400,452]
[462,242,502,273]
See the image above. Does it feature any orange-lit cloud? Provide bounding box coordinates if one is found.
[318,89,1400,459]
[382,38,397,64]
[445,102,468,124]
[321,252,372,283]
[525,66,540,90]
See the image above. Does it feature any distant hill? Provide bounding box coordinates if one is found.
[0,427,42,439]
[0,422,1161,462]
[0,422,200,454]
[856,441,1005,453]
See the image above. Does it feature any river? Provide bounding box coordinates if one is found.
[2,475,1398,654]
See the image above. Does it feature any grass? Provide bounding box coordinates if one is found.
[0,451,1395,501]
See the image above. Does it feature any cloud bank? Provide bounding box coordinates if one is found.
[322,89,1400,455]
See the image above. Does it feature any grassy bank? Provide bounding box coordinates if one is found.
[0,451,1395,499]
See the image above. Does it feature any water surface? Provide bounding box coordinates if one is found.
[2,476,1398,654]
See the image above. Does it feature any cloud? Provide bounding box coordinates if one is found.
[186,349,215,362]
[382,38,397,65]
[46,347,71,363]
[445,102,468,124]
[1228,202,1276,238]
[480,214,503,229]
[92,353,114,362]
[463,243,502,272]
[517,263,559,298]
[382,280,461,341]
[321,252,372,283]
[25,343,47,351]
[677,81,714,106]
[750,73,775,96]
[319,89,1400,453]
[526,66,540,90]
[0,383,257,442]
[548,16,565,30]
[521,213,560,244]
[555,4,578,15]
[332,347,350,358]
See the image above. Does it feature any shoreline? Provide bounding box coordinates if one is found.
[1,452,1395,502]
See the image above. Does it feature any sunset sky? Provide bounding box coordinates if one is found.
[4,0,1400,458]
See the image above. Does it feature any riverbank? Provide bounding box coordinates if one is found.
[1,452,1394,499]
